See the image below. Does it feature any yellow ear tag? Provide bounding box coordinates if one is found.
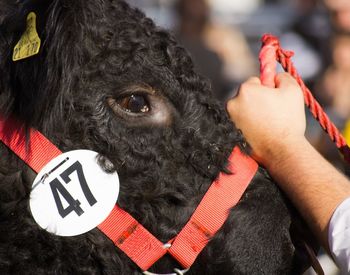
[12,12,41,61]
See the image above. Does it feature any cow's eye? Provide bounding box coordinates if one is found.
[116,94,150,113]
[107,86,173,126]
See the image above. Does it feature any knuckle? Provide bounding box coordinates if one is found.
[226,98,237,111]
[247,76,258,82]
[240,82,250,91]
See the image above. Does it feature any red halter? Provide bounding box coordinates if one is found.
[0,116,258,272]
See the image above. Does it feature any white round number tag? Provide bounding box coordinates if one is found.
[29,150,119,236]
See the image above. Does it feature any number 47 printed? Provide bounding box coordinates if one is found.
[49,161,97,218]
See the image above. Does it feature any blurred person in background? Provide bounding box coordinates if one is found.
[175,0,257,101]
[309,34,350,170]
[203,22,258,90]
[324,0,350,33]
[320,34,350,122]
[306,1,350,174]
[318,32,350,176]
[175,0,230,101]
[323,0,350,178]
[292,0,332,73]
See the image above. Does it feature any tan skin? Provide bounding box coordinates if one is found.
[227,73,350,252]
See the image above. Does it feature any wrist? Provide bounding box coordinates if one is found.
[258,136,310,170]
[261,137,350,250]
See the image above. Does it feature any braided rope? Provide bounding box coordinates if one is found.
[259,34,350,164]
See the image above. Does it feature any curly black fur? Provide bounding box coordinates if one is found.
[0,0,316,274]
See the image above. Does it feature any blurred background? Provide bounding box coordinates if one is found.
[125,1,350,273]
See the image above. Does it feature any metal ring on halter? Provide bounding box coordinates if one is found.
[143,268,189,275]
[141,243,190,275]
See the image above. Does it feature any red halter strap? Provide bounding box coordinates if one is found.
[98,146,258,270]
[0,116,61,172]
[0,116,258,272]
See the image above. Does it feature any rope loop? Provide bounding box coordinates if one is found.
[259,34,350,164]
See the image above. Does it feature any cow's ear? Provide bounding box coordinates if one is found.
[0,0,53,34]
[0,1,27,42]
[0,0,56,64]
[0,0,70,126]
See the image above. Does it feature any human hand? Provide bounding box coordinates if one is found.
[227,73,306,166]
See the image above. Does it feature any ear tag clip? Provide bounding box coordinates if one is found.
[13,12,41,61]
